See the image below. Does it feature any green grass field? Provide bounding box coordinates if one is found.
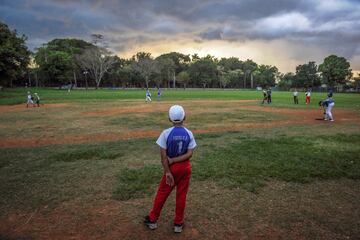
[1,87,360,109]
[0,88,359,239]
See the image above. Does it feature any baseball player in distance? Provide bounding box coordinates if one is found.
[145,88,152,102]
[26,91,35,108]
[144,105,197,233]
[320,97,335,121]
[34,93,41,107]
[305,89,311,104]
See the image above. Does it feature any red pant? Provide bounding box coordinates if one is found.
[306,96,311,104]
[149,160,191,225]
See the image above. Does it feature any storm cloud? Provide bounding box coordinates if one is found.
[1,0,359,72]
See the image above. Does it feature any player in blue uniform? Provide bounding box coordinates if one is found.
[157,87,161,101]
[320,97,335,121]
[146,88,152,102]
[144,105,196,233]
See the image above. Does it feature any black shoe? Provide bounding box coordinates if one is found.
[144,216,157,230]
[174,224,183,233]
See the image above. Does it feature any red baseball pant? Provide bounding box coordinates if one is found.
[306,96,311,104]
[149,160,191,225]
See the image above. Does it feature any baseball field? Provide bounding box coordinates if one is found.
[0,88,359,240]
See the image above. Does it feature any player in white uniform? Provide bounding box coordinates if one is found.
[293,89,299,104]
[146,89,152,102]
[26,91,34,108]
[322,98,335,121]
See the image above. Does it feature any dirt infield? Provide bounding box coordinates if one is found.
[82,100,258,117]
[0,100,359,148]
[0,103,68,113]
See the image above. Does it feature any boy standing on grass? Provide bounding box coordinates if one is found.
[144,105,197,233]
[157,87,161,101]
[34,93,41,107]
[293,89,299,104]
[305,89,311,104]
[146,88,152,102]
[26,91,34,108]
[267,87,272,104]
[261,89,267,104]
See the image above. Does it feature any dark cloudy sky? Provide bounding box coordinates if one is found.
[1,0,360,73]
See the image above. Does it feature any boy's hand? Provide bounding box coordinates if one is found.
[165,172,174,187]
[167,156,174,165]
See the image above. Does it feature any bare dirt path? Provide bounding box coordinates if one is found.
[0,103,69,113]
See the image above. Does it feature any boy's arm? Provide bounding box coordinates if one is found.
[160,148,174,186]
[168,149,194,165]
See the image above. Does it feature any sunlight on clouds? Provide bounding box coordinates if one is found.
[256,12,311,33]
[117,39,322,73]
[315,0,353,12]
[350,55,360,74]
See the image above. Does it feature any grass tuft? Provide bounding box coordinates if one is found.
[113,165,162,200]
[51,148,122,162]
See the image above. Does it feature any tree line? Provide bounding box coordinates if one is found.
[1,21,358,90]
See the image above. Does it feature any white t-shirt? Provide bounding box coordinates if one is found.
[293,91,298,97]
[305,92,311,97]
[156,126,197,150]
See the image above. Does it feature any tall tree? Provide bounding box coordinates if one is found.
[220,70,233,88]
[155,57,175,88]
[225,69,244,88]
[76,47,115,89]
[218,57,243,71]
[0,21,31,87]
[253,65,278,87]
[242,59,257,88]
[294,61,321,88]
[117,64,134,88]
[278,72,295,90]
[191,53,200,62]
[34,38,93,87]
[318,55,352,87]
[132,53,159,88]
[216,65,225,88]
[176,71,190,89]
[47,38,93,86]
[353,73,360,90]
[103,55,124,87]
[188,57,217,88]
[157,52,190,73]
[156,52,190,88]
[34,47,73,87]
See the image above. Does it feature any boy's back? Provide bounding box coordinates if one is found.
[145,105,196,233]
[157,127,195,158]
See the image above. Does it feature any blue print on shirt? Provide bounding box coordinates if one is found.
[166,127,190,158]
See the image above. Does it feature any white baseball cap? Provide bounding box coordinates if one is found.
[169,105,185,122]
